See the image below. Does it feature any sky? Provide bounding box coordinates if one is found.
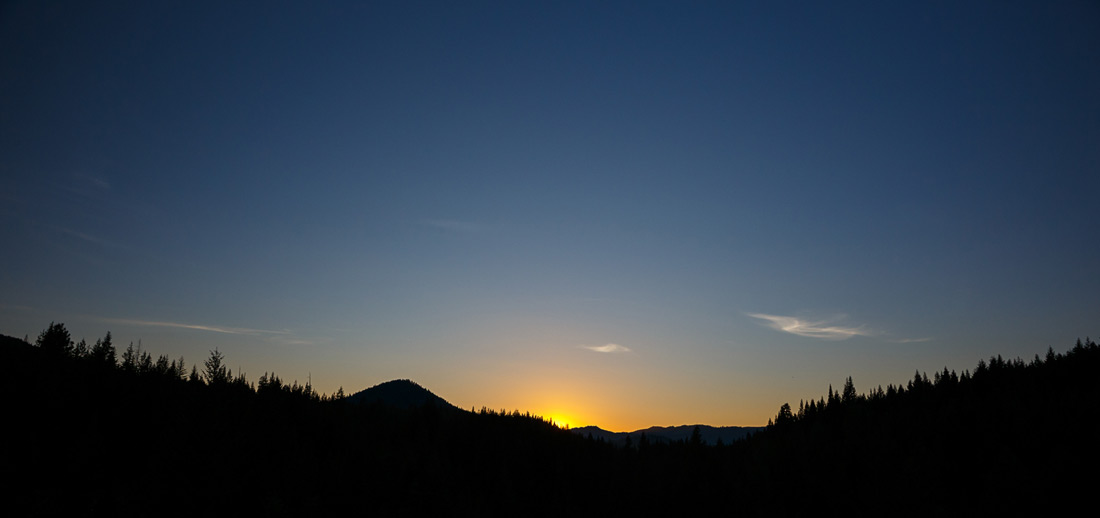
[2,1,1098,431]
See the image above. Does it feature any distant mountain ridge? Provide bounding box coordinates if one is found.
[347,378,764,442]
[571,424,763,446]
[345,379,459,411]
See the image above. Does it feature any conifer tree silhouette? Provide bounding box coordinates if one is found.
[842,376,857,402]
[35,321,72,356]
[90,331,116,366]
[203,348,229,386]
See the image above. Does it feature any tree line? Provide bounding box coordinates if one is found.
[4,322,1097,515]
[27,321,336,402]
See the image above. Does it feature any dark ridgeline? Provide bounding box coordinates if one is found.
[3,323,1098,516]
[571,423,763,447]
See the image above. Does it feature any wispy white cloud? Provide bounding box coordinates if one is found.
[101,318,289,336]
[421,219,484,233]
[747,313,873,340]
[889,337,934,343]
[580,343,631,353]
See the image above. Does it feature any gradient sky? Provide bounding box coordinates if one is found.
[2,1,1097,431]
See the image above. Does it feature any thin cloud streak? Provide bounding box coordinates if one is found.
[748,313,873,340]
[580,343,631,353]
[101,318,289,336]
[889,337,934,343]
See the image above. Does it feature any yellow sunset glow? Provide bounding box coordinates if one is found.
[547,414,574,429]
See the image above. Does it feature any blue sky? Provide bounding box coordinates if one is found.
[2,1,1097,430]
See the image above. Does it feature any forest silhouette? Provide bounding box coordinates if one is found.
[4,323,1097,515]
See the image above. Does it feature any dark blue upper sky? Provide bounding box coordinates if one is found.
[2,1,1097,429]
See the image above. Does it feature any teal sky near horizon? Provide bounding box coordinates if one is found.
[2,1,1097,431]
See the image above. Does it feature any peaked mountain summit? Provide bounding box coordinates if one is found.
[345,379,459,411]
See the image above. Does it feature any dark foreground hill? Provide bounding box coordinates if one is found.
[4,326,1099,516]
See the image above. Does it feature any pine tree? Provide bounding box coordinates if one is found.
[121,342,138,372]
[35,322,72,356]
[73,338,89,358]
[203,348,229,385]
[90,332,116,366]
[776,403,794,425]
[842,376,857,402]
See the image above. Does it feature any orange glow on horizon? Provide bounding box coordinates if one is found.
[547,414,576,429]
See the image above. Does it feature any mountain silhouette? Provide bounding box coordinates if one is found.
[571,424,762,446]
[345,379,459,411]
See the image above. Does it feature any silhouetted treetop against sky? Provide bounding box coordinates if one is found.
[35,322,72,356]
